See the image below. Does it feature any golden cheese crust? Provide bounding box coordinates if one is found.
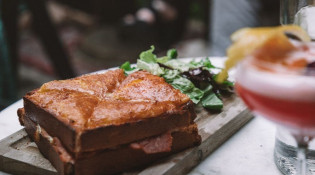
[27,69,190,130]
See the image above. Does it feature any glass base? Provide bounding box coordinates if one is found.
[274,139,315,175]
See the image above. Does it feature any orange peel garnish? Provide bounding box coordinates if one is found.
[217,25,311,83]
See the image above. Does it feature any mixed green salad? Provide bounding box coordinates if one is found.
[120,46,234,111]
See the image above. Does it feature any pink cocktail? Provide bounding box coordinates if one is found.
[235,59,315,134]
[235,40,315,175]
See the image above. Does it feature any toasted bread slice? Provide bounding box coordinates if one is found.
[21,70,196,154]
[21,113,201,175]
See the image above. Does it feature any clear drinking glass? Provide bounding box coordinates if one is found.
[235,58,315,175]
[280,0,315,40]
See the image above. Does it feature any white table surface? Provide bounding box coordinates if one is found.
[0,100,282,175]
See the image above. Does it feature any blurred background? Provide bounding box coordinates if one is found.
[0,0,279,110]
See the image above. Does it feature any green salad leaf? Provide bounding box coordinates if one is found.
[186,88,204,104]
[164,59,191,72]
[162,69,180,83]
[188,57,217,69]
[137,59,164,76]
[120,61,139,75]
[202,57,216,69]
[120,46,233,110]
[201,92,223,110]
[162,69,204,104]
[167,49,178,59]
[200,84,213,95]
[156,56,170,64]
[139,45,157,63]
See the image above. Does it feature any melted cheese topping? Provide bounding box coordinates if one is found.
[28,69,190,130]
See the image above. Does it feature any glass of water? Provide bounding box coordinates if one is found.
[280,0,315,40]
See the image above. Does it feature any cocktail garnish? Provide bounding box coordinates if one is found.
[217,25,311,83]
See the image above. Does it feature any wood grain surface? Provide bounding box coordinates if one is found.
[0,95,252,175]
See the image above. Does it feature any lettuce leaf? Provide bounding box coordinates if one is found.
[189,57,217,70]
[120,46,231,110]
[167,49,178,59]
[139,46,157,63]
[137,59,164,76]
[164,59,191,72]
[120,61,139,75]
[162,70,204,104]
[201,92,223,110]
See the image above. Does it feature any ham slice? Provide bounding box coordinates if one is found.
[130,132,173,154]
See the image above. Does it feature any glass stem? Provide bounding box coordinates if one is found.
[295,135,311,175]
[297,143,307,175]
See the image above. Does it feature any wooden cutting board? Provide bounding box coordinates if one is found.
[0,95,252,175]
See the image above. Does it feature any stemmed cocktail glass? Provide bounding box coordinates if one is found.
[235,52,315,175]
